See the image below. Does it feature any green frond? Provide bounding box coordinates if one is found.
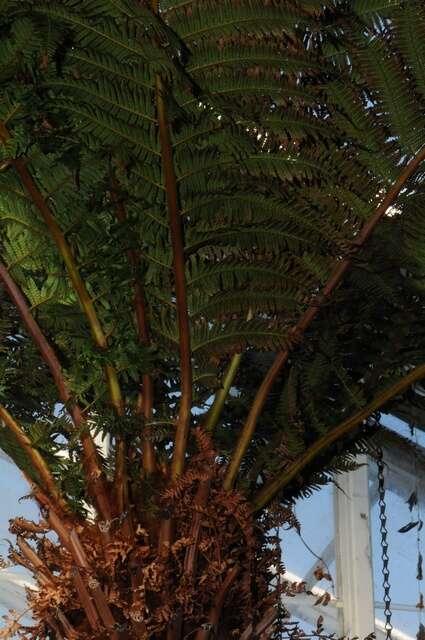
[326,81,395,180]
[250,110,334,142]
[348,266,399,305]
[352,0,401,19]
[394,2,425,101]
[192,319,293,363]
[243,153,326,182]
[190,290,299,321]
[22,277,57,310]
[43,78,157,125]
[275,368,305,457]
[356,37,424,154]
[186,45,322,78]
[51,100,159,157]
[0,191,46,237]
[33,4,170,67]
[183,193,339,246]
[180,79,318,110]
[187,256,317,294]
[67,49,156,92]
[164,0,308,42]
[0,423,42,485]
[186,223,320,255]
[0,18,39,82]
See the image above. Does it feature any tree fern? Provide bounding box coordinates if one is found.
[1,1,425,638]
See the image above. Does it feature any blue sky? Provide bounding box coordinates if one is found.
[0,457,37,626]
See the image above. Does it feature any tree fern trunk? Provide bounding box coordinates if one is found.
[7,433,282,639]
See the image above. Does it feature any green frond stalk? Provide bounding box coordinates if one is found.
[0,404,67,512]
[0,123,107,349]
[253,362,425,510]
[0,123,126,423]
[203,353,243,434]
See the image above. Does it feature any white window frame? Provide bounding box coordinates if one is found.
[283,443,425,640]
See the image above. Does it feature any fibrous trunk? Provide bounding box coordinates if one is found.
[7,430,286,640]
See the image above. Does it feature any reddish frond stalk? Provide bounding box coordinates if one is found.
[184,478,211,576]
[240,607,278,640]
[107,401,130,529]
[111,189,156,475]
[223,145,425,491]
[45,614,65,640]
[71,567,100,631]
[56,611,79,640]
[16,536,55,583]
[166,613,183,640]
[46,508,73,550]
[158,512,174,559]
[139,375,157,474]
[0,260,113,521]
[150,0,192,479]
[155,77,192,480]
[114,438,129,512]
[0,260,72,407]
[21,472,69,522]
[79,431,114,523]
[105,351,131,529]
[68,529,123,640]
[104,192,141,520]
[195,565,241,640]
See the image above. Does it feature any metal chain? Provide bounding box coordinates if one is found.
[413,426,423,629]
[275,525,284,638]
[377,446,393,640]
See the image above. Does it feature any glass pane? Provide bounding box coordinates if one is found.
[375,610,424,640]
[281,483,338,634]
[281,482,336,592]
[381,414,425,449]
[0,457,36,623]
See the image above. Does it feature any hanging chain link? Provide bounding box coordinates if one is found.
[377,446,393,640]
[413,425,424,630]
[275,525,284,638]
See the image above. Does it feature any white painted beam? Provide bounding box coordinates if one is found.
[334,455,376,638]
